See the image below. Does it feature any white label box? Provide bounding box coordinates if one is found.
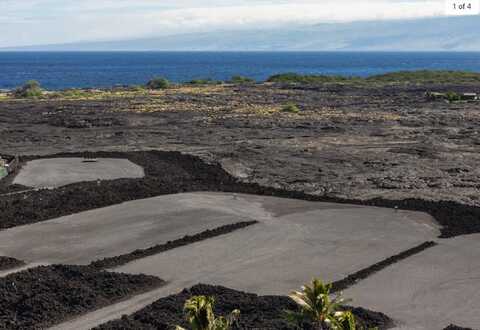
[445,0,480,15]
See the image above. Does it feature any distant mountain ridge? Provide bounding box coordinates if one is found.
[2,16,480,51]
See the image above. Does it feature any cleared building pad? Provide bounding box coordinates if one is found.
[0,192,439,271]
[344,234,480,330]
[112,193,440,296]
[0,193,261,265]
[13,157,144,188]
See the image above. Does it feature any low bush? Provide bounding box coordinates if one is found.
[445,91,462,102]
[146,77,170,90]
[229,75,255,84]
[281,103,300,113]
[367,70,480,84]
[267,70,480,85]
[13,80,43,98]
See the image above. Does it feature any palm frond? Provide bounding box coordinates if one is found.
[286,278,359,330]
[178,295,240,330]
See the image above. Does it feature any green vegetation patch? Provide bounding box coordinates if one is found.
[426,90,478,103]
[229,75,256,84]
[267,70,480,85]
[445,91,462,102]
[0,166,7,180]
[281,103,301,113]
[13,80,43,98]
[367,70,480,84]
[147,77,170,90]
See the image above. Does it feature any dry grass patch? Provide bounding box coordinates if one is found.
[49,89,149,101]
[314,108,402,121]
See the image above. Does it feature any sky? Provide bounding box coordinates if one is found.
[0,0,449,47]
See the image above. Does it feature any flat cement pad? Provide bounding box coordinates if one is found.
[0,193,438,271]
[111,193,439,296]
[13,158,145,188]
[0,193,261,264]
[344,235,480,330]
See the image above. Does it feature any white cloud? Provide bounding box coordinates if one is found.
[152,1,444,26]
[0,0,447,47]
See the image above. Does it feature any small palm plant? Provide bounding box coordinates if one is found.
[335,311,357,330]
[176,295,240,330]
[285,278,354,330]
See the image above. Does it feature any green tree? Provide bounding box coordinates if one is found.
[13,80,43,98]
[176,295,240,330]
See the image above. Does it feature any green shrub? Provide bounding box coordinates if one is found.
[267,70,480,85]
[281,103,300,113]
[0,166,7,179]
[229,75,255,84]
[367,70,480,84]
[445,91,462,102]
[146,77,170,90]
[13,80,43,98]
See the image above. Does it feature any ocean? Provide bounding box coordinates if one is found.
[1,51,480,90]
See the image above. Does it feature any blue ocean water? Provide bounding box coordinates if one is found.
[1,51,480,90]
